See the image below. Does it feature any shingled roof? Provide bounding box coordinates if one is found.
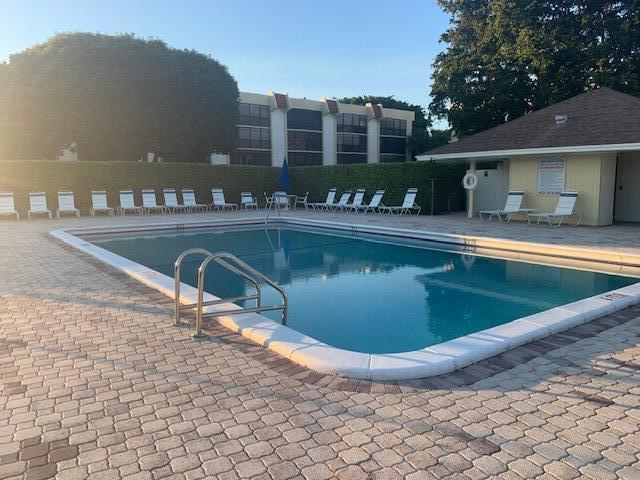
[420,87,640,159]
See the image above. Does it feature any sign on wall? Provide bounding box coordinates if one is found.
[538,157,566,195]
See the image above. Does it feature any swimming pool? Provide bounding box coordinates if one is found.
[53,218,640,379]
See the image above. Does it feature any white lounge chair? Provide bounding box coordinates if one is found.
[241,192,258,210]
[379,188,421,215]
[479,190,530,222]
[90,191,114,216]
[181,188,208,212]
[118,190,144,215]
[0,192,20,220]
[28,192,52,219]
[528,191,581,226]
[142,189,167,214]
[354,190,385,214]
[163,188,190,213]
[310,188,337,211]
[56,191,80,218]
[343,189,366,213]
[328,191,352,211]
[210,188,238,211]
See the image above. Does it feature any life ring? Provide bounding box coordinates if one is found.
[462,172,478,190]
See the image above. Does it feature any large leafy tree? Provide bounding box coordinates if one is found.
[429,1,640,136]
[0,33,238,161]
[339,95,450,158]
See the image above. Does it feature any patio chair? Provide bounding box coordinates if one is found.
[28,192,52,219]
[309,187,337,211]
[264,191,289,210]
[328,191,353,211]
[163,188,190,213]
[479,190,528,222]
[90,191,114,216]
[210,188,238,211]
[343,189,366,213]
[0,192,20,220]
[56,191,80,218]
[118,190,144,215]
[294,192,309,210]
[181,188,208,212]
[141,189,167,214]
[379,188,421,215]
[353,190,385,214]
[241,192,258,210]
[527,191,581,226]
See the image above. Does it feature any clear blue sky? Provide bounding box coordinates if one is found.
[0,0,450,111]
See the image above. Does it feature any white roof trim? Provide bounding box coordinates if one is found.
[417,142,640,161]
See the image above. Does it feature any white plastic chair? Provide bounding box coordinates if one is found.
[379,188,421,215]
[28,192,52,219]
[56,191,80,218]
[90,191,114,216]
[118,190,144,215]
[343,189,366,213]
[355,190,385,214]
[163,188,189,213]
[0,192,20,220]
[294,192,309,210]
[142,189,167,214]
[528,191,581,226]
[210,188,238,211]
[181,188,208,212]
[479,191,527,222]
[241,192,258,210]
[309,188,337,211]
[328,191,352,211]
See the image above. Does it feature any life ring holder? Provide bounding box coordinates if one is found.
[462,172,478,191]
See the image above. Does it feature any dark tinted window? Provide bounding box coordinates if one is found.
[238,127,270,149]
[380,118,407,136]
[380,136,406,155]
[287,108,322,130]
[288,152,322,166]
[337,154,367,164]
[231,151,271,166]
[337,134,366,153]
[239,103,270,127]
[288,131,322,151]
[337,113,367,134]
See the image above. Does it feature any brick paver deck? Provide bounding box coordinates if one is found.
[1,211,639,479]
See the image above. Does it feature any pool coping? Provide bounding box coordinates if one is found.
[50,216,640,380]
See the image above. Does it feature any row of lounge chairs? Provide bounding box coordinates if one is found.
[480,190,582,226]
[305,187,421,215]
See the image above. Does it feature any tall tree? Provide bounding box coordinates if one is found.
[0,33,239,161]
[429,1,640,136]
[339,95,450,158]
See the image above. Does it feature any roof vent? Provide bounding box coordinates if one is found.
[555,114,568,124]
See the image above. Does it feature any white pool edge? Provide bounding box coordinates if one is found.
[50,217,640,380]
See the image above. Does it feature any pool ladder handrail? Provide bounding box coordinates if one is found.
[174,248,288,338]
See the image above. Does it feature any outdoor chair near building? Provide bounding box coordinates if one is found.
[210,188,238,211]
[309,188,337,211]
[527,191,581,226]
[294,192,309,210]
[241,192,259,210]
[0,192,20,220]
[343,189,366,213]
[181,188,208,212]
[118,190,144,215]
[56,191,80,218]
[142,189,167,214]
[479,190,532,222]
[163,188,190,213]
[90,191,114,216]
[379,188,421,215]
[329,191,353,211]
[28,192,52,219]
[353,190,386,214]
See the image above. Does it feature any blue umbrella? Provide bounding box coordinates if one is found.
[280,158,291,190]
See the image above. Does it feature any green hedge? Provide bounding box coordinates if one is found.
[290,162,466,214]
[0,160,280,216]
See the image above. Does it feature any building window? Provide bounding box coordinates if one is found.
[288,130,322,152]
[287,108,322,131]
[380,118,407,136]
[337,154,367,164]
[380,154,406,163]
[238,127,270,150]
[239,103,270,127]
[337,114,367,134]
[231,151,271,166]
[380,136,406,155]
[337,134,366,153]
[288,152,322,166]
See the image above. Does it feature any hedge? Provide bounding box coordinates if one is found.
[290,162,466,214]
[0,160,466,217]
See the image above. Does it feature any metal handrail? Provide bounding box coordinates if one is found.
[195,252,287,337]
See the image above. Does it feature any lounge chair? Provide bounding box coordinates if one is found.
[163,188,190,213]
[0,192,20,220]
[343,189,366,213]
[354,190,385,214]
[118,190,144,215]
[379,188,421,215]
[479,190,530,222]
[528,191,581,226]
[28,192,52,219]
[294,192,309,210]
[181,188,208,212]
[309,188,337,211]
[141,189,167,214]
[90,191,114,216]
[210,188,238,211]
[56,191,80,218]
[328,191,352,211]
[241,192,258,210]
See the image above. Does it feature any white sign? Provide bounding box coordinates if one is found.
[538,158,566,196]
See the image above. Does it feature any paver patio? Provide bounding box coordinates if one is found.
[1,211,639,480]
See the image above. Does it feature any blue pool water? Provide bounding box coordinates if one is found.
[92,226,636,354]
